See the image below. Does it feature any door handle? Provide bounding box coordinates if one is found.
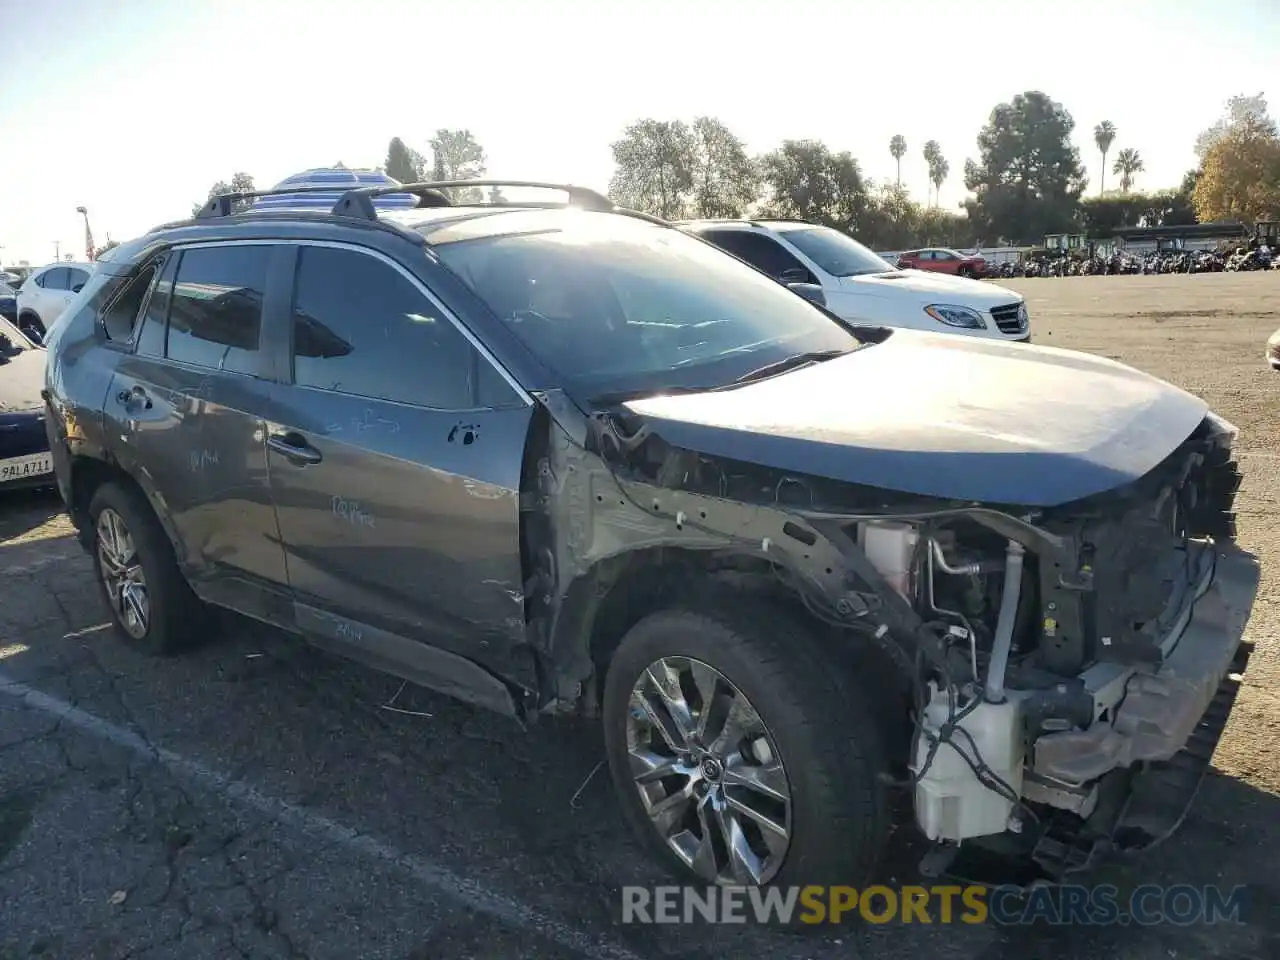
[116,385,153,410]
[267,432,322,465]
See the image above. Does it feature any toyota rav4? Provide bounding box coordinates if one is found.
[42,180,1258,889]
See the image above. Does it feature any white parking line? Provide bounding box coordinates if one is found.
[0,671,645,960]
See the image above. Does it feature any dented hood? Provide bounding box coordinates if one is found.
[623,331,1209,508]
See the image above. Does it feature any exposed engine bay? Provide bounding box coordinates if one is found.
[537,393,1259,882]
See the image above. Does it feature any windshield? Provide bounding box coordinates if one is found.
[432,215,866,399]
[772,225,894,277]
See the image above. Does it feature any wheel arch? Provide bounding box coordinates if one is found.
[546,545,911,739]
[68,454,184,560]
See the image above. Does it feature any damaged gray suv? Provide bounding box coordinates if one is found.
[42,180,1259,889]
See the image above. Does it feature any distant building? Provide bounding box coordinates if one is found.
[1114,222,1248,254]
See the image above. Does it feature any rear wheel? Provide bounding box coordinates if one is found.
[88,481,210,655]
[602,601,889,887]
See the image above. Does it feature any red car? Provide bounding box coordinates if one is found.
[897,247,987,278]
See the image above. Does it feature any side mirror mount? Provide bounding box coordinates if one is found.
[779,267,810,285]
[787,282,826,306]
[72,283,84,293]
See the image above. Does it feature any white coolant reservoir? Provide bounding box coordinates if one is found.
[857,521,918,597]
[913,686,1025,842]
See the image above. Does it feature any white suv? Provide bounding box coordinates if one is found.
[15,261,95,344]
[681,219,1030,342]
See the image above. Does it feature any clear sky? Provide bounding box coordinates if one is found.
[1,0,1277,265]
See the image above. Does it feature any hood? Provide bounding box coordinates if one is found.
[0,346,47,415]
[842,270,1021,308]
[623,331,1208,508]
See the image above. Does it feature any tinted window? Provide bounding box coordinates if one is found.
[38,268,67,290]
[291,247,489,410]
[702,230,810,281]
[100,263,157,342]
[772,226,893,277]
[933,250,956,261]
[136,254,177,357]
[166,245,268,374]
[434,215,863,400]
[66,268,90,290]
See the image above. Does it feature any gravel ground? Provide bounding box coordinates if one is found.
[1,271,1278,959]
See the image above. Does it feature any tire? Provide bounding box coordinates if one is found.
[602,599,889,889]
[18,313,44,344]
[88,480,210,655]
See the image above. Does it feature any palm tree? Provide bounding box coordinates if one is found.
[889,135,907,188]
[1093,121,1116,194]
[930,155,950,207]
[922,140,942,206]
[1113,148,1144,192]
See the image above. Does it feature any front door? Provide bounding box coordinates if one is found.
[107,242,292,624]
[263,243,534,685]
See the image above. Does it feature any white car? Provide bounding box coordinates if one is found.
[15,261,95,344]
[681,219,1030,342]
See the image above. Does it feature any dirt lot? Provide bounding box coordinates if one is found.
[1,272,1278,960]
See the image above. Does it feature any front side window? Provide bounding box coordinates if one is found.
[290,246,494,410]
[701,230,811,281]
[772,226,894,277]
[166,245,269,374]
[433,214,865,400]
[66,268,90,291]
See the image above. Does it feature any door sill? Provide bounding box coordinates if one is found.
[293,602,518,718]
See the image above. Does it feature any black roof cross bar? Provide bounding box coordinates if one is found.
[331,180,616,220]
[194,184,372,220]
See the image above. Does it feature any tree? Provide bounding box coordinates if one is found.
[1196,93,1271,160]
[889,134,907,188]
[756,140,869,230]
[923,141,949,207]
[607,119,696,219]
[962,91,1088,245]
[687,117,758,218]
[429,129,486,202]
[192,172,256,216]
[1093,121,1116,195]
[384,137,425,184]
[1193,111,1280,224]
[94,239,120,258]
[1113,148,1144,192]
[922,140,943,205]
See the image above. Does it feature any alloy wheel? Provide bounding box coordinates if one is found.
[96,507,149,639]
[625,656,792,885]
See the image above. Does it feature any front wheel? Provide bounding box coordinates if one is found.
[602,602,889,888]
[18,314,45,345]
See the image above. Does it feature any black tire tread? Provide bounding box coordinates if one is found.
[603,592,890,887]
[88,480,208,655]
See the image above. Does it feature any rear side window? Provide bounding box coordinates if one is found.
[135,254,177,357]
[100,263,158,342]
[289,246,491,410]
[166,245,269,375]
[37,268,66,290]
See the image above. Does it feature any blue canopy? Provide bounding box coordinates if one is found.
[251,167,418,211]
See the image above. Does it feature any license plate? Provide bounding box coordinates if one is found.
[0,452,52,483]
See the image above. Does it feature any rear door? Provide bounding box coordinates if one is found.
[25,267,64,321]
[264,241,535,689]
[106,242,293,624]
